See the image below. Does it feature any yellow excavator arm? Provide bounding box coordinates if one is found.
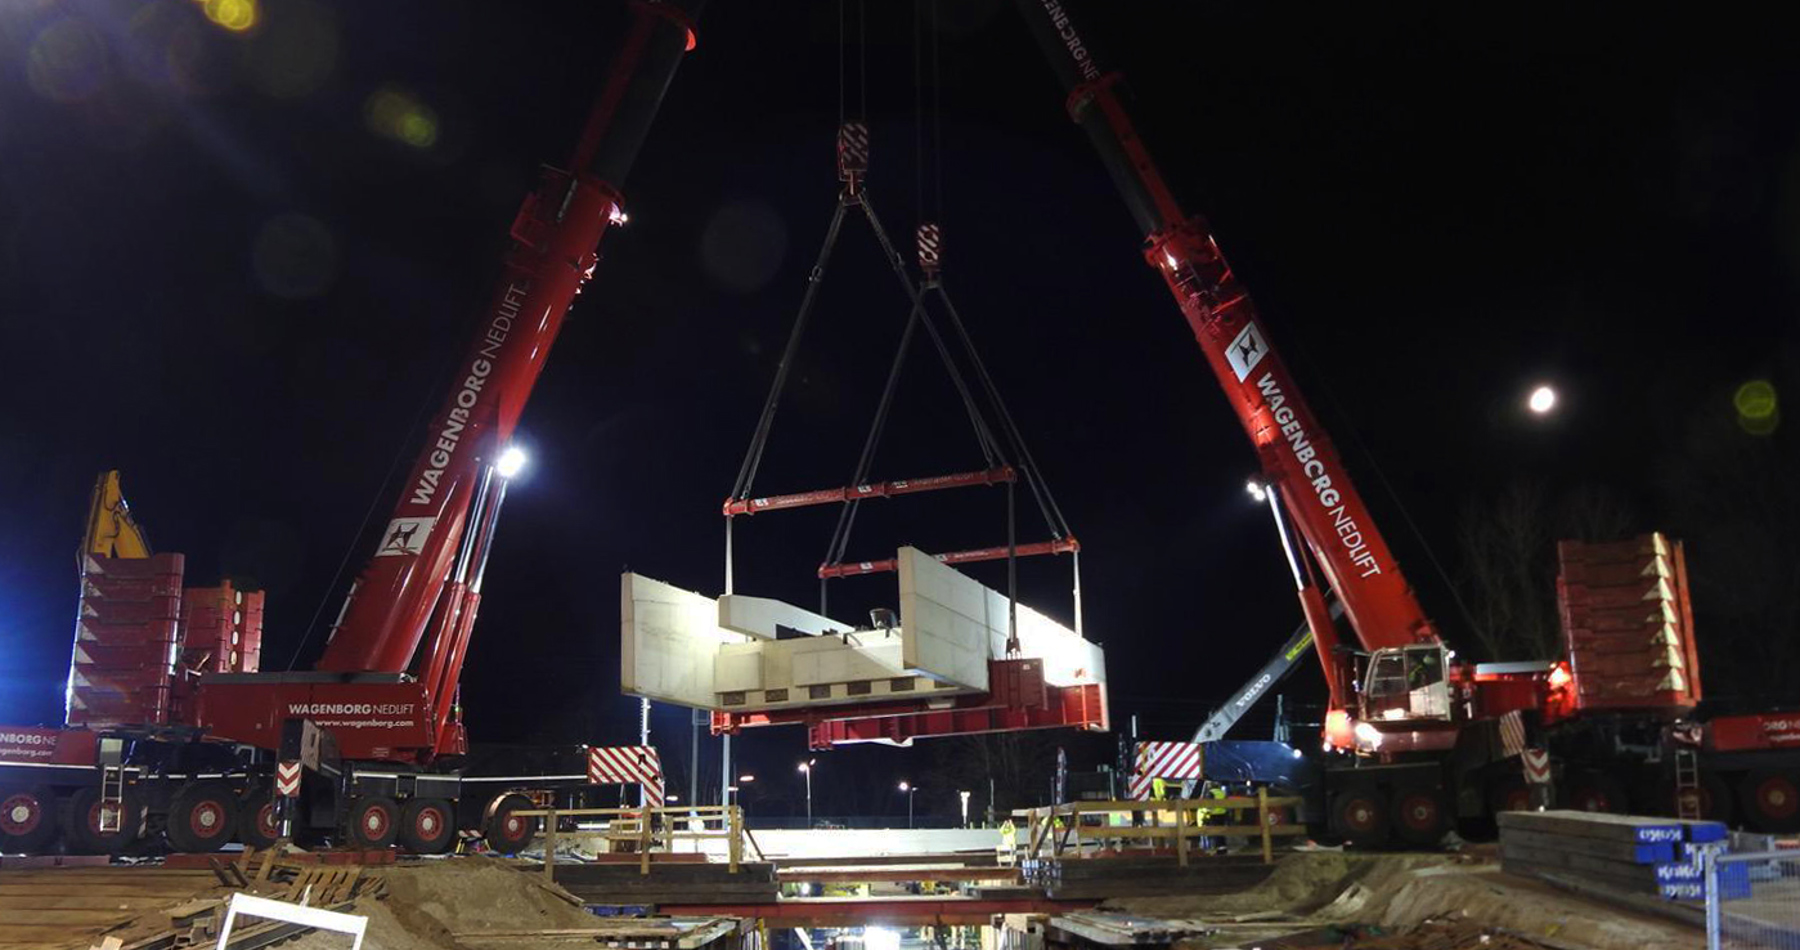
[82,470,151,560]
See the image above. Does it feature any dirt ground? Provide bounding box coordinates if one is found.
[274,850,1702,950]
[281,856,606,950]
[1107,850,1703,950]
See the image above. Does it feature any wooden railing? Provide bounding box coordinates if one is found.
[1013,790,1305,866]
[509,804,765,880]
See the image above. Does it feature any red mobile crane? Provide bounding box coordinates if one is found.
[0,0,701,857]
[1009,0,1590,845]
[1016,0,1800,844]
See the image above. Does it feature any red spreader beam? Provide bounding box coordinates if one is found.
[818,537,1079,579]
[713,658,1107,751]
[722,466,1015,517]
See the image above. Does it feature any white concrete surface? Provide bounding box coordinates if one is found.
[898,547,1105,691]
[622,554,1105,714]
[718,594,841,640]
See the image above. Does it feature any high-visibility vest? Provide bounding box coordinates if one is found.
[1200,785,1229,820]
[1151,777,1168,799]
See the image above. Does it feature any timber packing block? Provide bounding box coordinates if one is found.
[1497,809,1684,843]
[1499,809,1743,903]
[1024,855,1273,900]
[549,862,780,907]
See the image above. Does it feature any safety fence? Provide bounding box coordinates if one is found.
[510,803,766,880]
[1014,791,1305,866]
[1709,850,1800,950]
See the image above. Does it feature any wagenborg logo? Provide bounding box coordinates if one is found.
[1226,322,1269,381]
[0,732,53,746]
[375,517,435,557]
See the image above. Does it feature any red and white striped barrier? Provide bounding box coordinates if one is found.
[1129,741,1203,800]
[585,745,665,807]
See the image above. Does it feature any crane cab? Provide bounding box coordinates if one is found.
[1346,643,1461,755]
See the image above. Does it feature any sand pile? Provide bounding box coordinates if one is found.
[284,856,603,950]
[1111,852,1699,950]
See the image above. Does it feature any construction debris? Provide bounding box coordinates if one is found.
[1101,851,1698,950]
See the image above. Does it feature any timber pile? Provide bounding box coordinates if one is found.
[1047,911,1217,945]
[1498,809,1741,901]
[0,866,220,950]
[550,861,779,908]
[1023,855,1273,900]
[0,853,386,950]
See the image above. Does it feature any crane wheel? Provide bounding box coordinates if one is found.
[482,792,538,854]
[345,796,400,850]
[166,783,239,853]
[1330,787,1389,849]
[1486,777,1531,815]
[64,785,141,855]
[1563,773,1628,814]
[1738,770,1800,833]
[1390,787,1451,847]
[399,798,456,854]
[0,785,59,853]
[237,785,282,850]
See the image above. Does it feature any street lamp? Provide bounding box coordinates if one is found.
[798,759,815,826]
[959,790,971,828]
[898,781,917,829]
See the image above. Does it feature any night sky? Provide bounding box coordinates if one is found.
[2,2,1797,820]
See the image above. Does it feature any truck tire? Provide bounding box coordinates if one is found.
[166,783,238,853]
[1486,776,1531,815]
[64,785,140,854]
[399,798,455,854]
[345,796,400,850]
[1330,786,1389,849]
[1390,787,1451,847]
[237,785,282,850]
[0,785,59,853]
[1738,769,1800,833]
[483,792,538,853]
[1563,773,1628,813]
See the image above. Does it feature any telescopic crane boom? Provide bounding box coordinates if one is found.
[1013,2,1437,721]
[317,2,699,679]
[197,0,703,764]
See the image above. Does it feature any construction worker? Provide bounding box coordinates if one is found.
[998,818,1017,865]
[1198,782,1230,853]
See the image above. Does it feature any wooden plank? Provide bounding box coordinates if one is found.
[0,910,138,926]
[1501,827,1675,864]
[1496,810,1683,843]
[0,895,200,910]
[0,925,117,943]
[0,870,218,879]
[775,868,1020,884]
[0,885,215,896]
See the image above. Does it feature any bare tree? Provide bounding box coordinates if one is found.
[1456,480,1639,661]
[1457,480,1557,660]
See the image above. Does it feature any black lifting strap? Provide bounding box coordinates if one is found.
[728,196,853,506]
[818,193,1010,590]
